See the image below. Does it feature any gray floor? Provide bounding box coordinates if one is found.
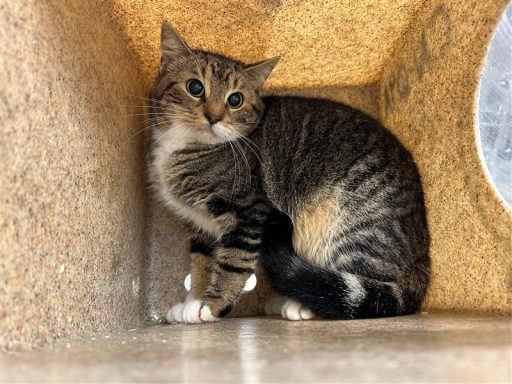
[1,313,511,383]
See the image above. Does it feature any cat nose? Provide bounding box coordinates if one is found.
[204,111,223,124]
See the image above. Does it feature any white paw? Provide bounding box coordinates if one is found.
[280,299,316,321]
[166,300,219,324]
[199,304,217,322]
[182,300,203,323]
[264,296,288,315]
[166,302,186,323]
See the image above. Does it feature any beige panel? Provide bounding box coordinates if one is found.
[0,1,147,349]
[110,0,423,89]
[379,0,511,313]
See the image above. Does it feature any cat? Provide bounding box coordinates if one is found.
[148,21,430,323]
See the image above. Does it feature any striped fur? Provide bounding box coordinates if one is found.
[150,22,430,321]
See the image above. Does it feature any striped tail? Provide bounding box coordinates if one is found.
[259,211,429,319]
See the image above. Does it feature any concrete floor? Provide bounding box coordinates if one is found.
[0,313,510,383]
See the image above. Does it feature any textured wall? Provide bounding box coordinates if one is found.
[110,0,423,90]
[2,0,510,351]
[109,0,511,318]
[379,0,511,312]
[0,1,147,349]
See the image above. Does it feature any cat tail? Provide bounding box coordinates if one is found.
[260,213,429,319]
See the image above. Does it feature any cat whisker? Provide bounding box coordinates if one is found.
[236,135,263,164]
[123,104,166,109]
[123,115,176,144]
[145,126,188,160]
[232,139,252,191]
[226,139,241,202]
[122,126,151,146]
[124,112,176,118]
[144,122,191,159]
[127,94,173,105]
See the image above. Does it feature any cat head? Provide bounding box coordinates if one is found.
[150,21,279,145]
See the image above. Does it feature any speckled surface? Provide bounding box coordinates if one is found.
[110,0,424,90]
[2,0,511,352]
[0,1,147,350]
[1,314,510,383]
[379,0,512,313]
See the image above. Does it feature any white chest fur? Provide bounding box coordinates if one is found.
[150,127,223,238]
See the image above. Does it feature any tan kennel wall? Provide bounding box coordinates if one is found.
[112,0,511,318]
[379,0,511,312]
[0,1,147,349]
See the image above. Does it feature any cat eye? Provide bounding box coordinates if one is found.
[227,92,243,109]
[186,79,204,97]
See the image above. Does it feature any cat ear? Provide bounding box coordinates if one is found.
[245,56,280,88]
[160,21,190,69]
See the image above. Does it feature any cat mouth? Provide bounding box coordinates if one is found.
[200,123,219,137]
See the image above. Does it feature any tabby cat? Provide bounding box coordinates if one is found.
[148,22,430,323]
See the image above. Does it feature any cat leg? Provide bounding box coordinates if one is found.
[166,252,214,323]
[166,235,215,323]
[190,252,213,297]
[179,220,263,323]
[180,247,258,323]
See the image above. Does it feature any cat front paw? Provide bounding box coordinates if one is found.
[166,300,219,324]
[166,302,186,323]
